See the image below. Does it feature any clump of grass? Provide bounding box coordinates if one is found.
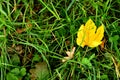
[0,0,120,80]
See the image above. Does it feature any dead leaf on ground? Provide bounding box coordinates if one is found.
[111,56,120,79]
[65,40,70,46]
[16,20,32,34]
[29,62,49,80]
[7,45,24,55]
[100,38,107,51]
[62,47,76,62]
[16,28,26,34]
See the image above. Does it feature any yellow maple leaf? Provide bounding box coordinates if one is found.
[76,19,104,48]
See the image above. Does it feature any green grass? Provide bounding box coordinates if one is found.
[0,0,120,80]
